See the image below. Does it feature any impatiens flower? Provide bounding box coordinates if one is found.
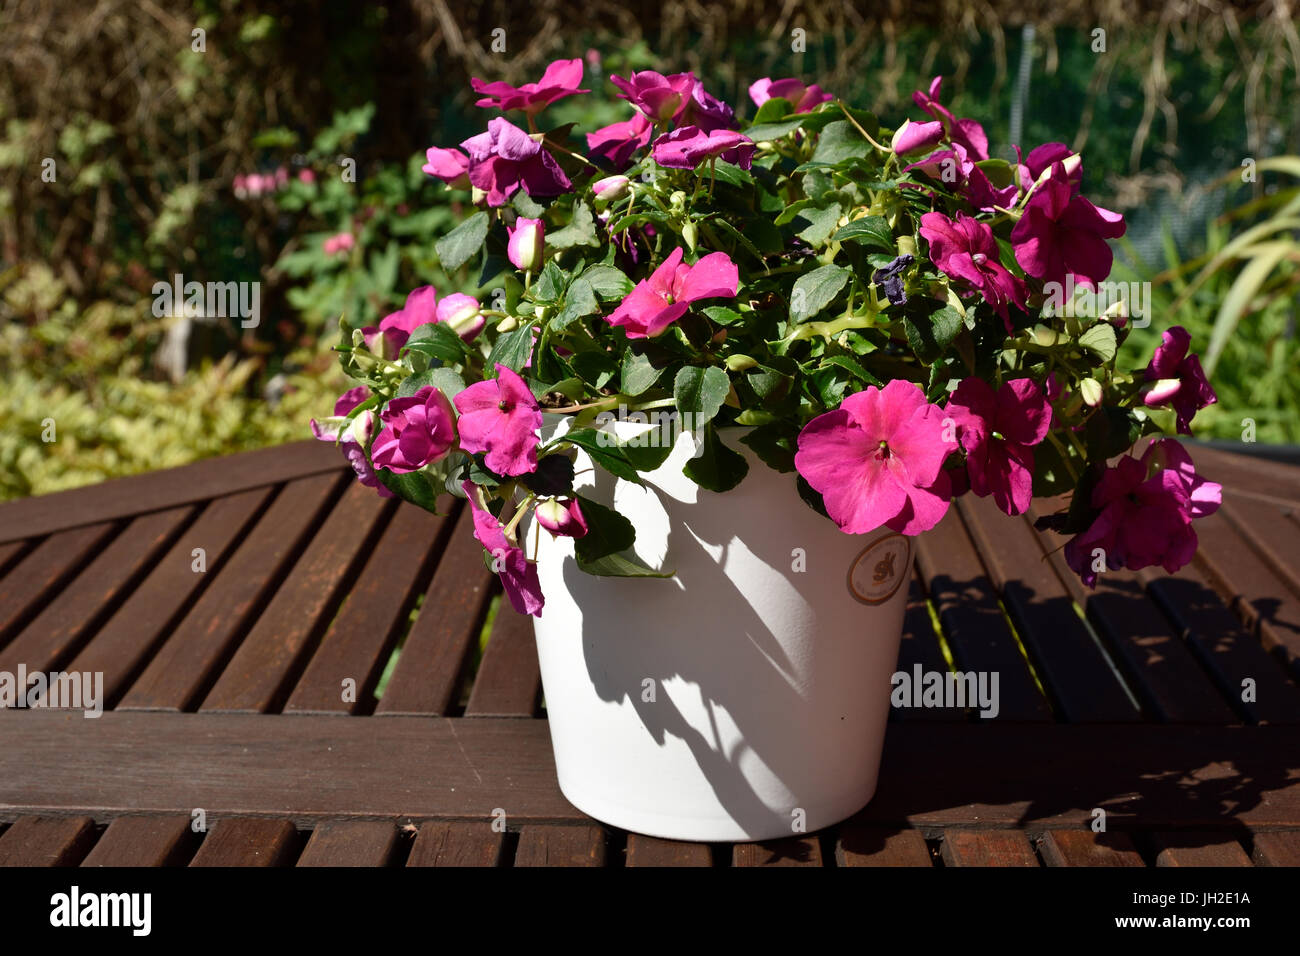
[378,285,438,338]
[1019,142,1081,193]
[507,217,545,272]
[795,380,957,535]
[471,58,589,117]
[310,386,394,497]
[610,70,697,123]
[422,147,472,189]
[310,386,371,443]
[891,119,945,156]
[323,232,355,256]
[453,364,543,475]
[912,75,989,161]
[535,497,588,538]
[1141,326,1217,434]
[678,81,736,132]
[605,246,739,339]
[592,174,631,202]
[1064,439,1221,587]
[1010,163,1126,288]
[871,254,914,305]
[905,142,1017,213]
[651,127,754,170]
[946,378,1052,515]
[461,117,571,208]
[361,325,407,360]
[435,293,485,342]
[465,482,545,617]
[748,77,832,114]
[370,386,458,474]
[586,113,653,170]
[919,211,1027,331]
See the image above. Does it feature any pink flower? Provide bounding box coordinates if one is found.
[919,211,1026,331]
[461,117,571,208]
[605,246,739,339]
[795,380,957,535]
[507,217,545,271]
[651,127,754,170]
[453,364,543,476]
[1019,142,1081,193]
[422,147,472,189]
[370,386,458,474]
[297,168,316,184]
[535,497,588,538]
[678,81,735,133]
[946,378,1052,515]
[464,482,545,617]
[748,77,832,114]
[586,113,653,170]
[310,386,393,498]
[1142,326,1217,434]
[1010,164,1126,288]
[1064,439,1221,587]
[434,293,484,341]
[323,232,355,256]
[471,58,589,117]
[378,285,439,337]
[610,70,697,124]
[310,385,371,443]
[592,175,631,201]
[891,119,945,155]
[912,75,989,161]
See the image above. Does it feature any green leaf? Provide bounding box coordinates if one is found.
[511,190,546,218]
[402,322,471,365]
[520,454,574,496]
[903,304,963,364]
[486,322,536,372]
[575,550,675,578]
[562,428,643,483]
[572,495,633,559]
[811,120,870,165]
[832,216,895,252]
[376,467,442,512]
[819,354,881,385]
[435,211,489,271]
[710,161,752,188]
[790,264,851,322]
[1078,322,1118,363]
[580,264,634,299]
[547,200,600,249]
[702,305,744,326]
[749,97,796,125]
[532,260,567,303]
[739,424,796,472]
[683,425,749,492]
[673,365,730,426]
[396,366,466,399]
[794,202,844,247]
[620,348,661,396]
[552,276,599,331]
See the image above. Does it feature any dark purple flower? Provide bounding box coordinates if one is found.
[871,254,914,305]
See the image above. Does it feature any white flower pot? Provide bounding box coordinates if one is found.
[530,416,912,842]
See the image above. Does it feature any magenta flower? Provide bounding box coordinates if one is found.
[461,117,571,208]
[919,211,1027,332]
[1064,439,1221,587]
[891,119,944,156]
[610,70,697,123]
[322,232,355,256]
[748,77,832,114]
[453,364,543,476]
[310,387,394,497]
[535,497,588,538]
[605,247,739,339]
[310,386,370,443]
[434,293,484,341]
[507,217,545,272]
[795,380,957,535]
[378,285,438,337]
[370,386,458,474]
[1010,165,1126,288]
[422,147,472,189]
[471,58,589,117]
[464,482,545,617]
[586,113,653,170]
[592,175,631,201]
[651,127,755,170]
[946,378,1052,516]
[678,81,735,132]
[1142,326,1217,434]
[1019,142,1081,193]
[912,75,989,161]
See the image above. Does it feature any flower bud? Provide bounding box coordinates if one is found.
[592,175,630,202]
[1079,377,1104,407]
[726,354,758,371]
[349,409,376,444]
[683,220,698,253]
[535,497,588,538]
[896,235,918,259]
[1031,325,1060,348]
[1142,378,1182,407]
[891,119,944,156]
[436,293,485,341]
[496,316,519,333]
[507,217,545,272]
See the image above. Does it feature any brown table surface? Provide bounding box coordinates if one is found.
[0,440,1298,867]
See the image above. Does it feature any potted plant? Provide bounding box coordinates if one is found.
[310,61,1222,841]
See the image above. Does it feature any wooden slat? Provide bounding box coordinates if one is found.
[836,825,933,866]
[625,834,713,867]
[189,818,299,867]
[0,507,192,676]
[200,481,394,713]
[514,825,607,867]
[1142,563,1300,724]
[7,714,1300,829]
[1151,832,1252,867]
[285,502,454,714]
[1221,498,1300,601]
[0,525,117,643]
[1250,830,1300,866]
[0,439,345,543]
[914,509,1051,721]
[733,836,823,867]
[464,605,541,717]
[1038,830,1144,867]
[120,473,342,711]
[941,829,1039,867]
[406,821,504,867]
[297,821,399,867]
[1186,445,1300,506]
[0,816,97,866]
[892,576,965,721]
[959,497,1137,721]
[0,540,29,578]
[81,815,195,867]
[376,505,495,716]
[67,489,270,705]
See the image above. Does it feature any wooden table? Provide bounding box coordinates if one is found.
[0,440,1298,868]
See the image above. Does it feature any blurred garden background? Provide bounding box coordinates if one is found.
[2,0,1297,500]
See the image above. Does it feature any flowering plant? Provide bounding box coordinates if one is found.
[313,60,1222,617]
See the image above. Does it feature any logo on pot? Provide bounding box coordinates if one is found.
[847,534,910,606]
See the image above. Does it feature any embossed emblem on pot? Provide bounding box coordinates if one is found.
[847,533,911,605]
